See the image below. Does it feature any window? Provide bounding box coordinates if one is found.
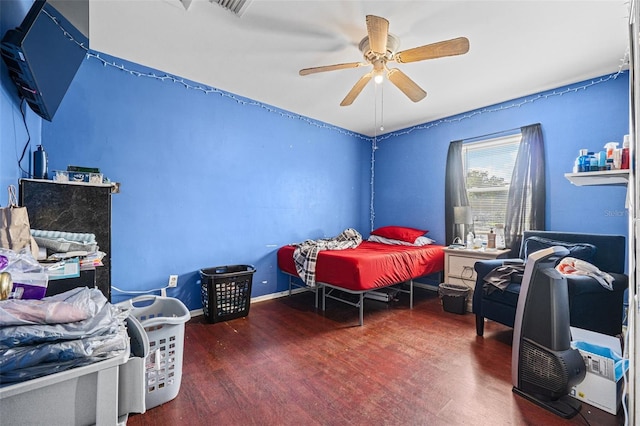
[462,133,522,235]
[445,123,544,248]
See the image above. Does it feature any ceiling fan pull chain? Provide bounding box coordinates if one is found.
[374,83,378,139]
[374,82,384,134]
[380,84,384,132]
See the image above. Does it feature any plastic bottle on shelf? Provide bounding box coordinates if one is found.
[466,231,474,249]
[598,151,606,171]
[622,135,630,170]
[588,152,598,171]
[604,142,619,163]
[577,149,589,172]
[613,148,622,169]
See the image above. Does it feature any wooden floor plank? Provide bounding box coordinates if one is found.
[127,289,624,426]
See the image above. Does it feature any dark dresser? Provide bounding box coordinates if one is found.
[19,179,115,300]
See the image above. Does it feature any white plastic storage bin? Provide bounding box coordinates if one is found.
[119,295,191,410]
[0,315,148,426]
[0,350,128,425]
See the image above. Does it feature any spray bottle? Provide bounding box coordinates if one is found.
[604,142,619,170]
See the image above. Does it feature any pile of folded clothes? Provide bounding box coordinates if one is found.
[0,286,128,385]
[31,229,106,268]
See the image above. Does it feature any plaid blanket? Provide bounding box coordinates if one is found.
[293,228,362,287]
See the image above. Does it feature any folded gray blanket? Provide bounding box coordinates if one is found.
[483,264,525,295]
[31,230,98,253]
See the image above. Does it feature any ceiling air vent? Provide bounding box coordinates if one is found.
[210,0,253,17]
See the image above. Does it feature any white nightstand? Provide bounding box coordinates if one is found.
[442,247,511,312]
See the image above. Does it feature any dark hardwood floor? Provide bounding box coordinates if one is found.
[127,288,625,426]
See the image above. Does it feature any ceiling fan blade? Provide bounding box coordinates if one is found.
[341,73,373,106]
[394,37,470,64]
[366,15,389,55]
[299,62,364,76]
[387,68,427,102]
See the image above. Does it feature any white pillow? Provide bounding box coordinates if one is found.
[368,235,435,246]
[414,236,436,246]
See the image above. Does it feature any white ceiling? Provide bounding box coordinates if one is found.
[88,0,630,137]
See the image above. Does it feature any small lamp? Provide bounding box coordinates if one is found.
[453,206,473,244]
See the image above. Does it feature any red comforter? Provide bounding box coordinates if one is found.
[277,241,445,292]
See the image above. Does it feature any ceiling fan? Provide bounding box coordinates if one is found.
[299,15,469,106]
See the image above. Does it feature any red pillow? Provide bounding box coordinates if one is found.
[370,226,427,243]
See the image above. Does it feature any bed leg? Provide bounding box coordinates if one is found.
[322,285,326,311]
[314,284,319,309]
[409,280,414,309]
[359,293,364,326]
[288,276,292,296]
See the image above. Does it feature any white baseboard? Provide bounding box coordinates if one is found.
[190,308,204,317]
[190,286,310,318]
[251,286,309,303]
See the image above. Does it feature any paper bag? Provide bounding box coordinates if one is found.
[0,185,38,257]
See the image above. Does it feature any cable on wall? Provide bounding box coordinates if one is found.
[17,99,32,177]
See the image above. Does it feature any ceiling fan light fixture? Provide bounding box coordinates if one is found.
[372,60,385,84]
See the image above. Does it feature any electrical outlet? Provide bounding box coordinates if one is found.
[168,275,178,287]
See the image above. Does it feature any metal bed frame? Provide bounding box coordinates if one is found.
[286,272,414,326]
[321,280,414,326]
[287,273,322,308]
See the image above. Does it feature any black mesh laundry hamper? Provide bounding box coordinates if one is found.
[200,265,256,323]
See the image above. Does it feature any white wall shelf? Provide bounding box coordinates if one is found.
[564,170,630,186]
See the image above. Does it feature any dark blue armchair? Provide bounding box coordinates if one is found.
[473,230,628,337]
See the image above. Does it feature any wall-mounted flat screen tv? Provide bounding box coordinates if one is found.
[0,0,89,121]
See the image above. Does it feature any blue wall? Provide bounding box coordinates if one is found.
[42,53,371,308]
[0,1,630,311]
[373,74,630,245]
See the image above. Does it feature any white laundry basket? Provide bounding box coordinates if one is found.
[119,295,191,410]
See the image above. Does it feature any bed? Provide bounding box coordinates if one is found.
[277,226,445,326]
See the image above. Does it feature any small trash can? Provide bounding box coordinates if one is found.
[438,283,470,315]
[200,265,256,323]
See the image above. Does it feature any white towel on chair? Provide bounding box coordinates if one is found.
[556,257,614,290]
